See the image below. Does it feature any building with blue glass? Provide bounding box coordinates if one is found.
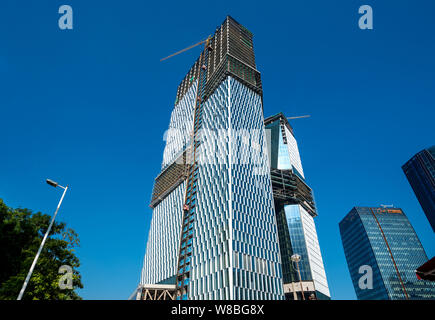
[339,206,435,300]
[402,146,435,233]
[139,16,284,300]
[264,113,330,300]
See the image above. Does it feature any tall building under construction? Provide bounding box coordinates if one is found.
[264,113,331,300]
[139,16,284,300]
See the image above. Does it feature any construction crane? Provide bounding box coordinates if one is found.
[160,36,212,62]
[287,115,311,120]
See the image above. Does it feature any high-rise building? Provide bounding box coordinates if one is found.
[402,146,435,232]
[139,16,284,300]
[339,206,435,300]
[264,113,330,300]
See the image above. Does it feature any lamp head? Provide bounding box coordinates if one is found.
[46,179,59,188]
[291,254,301,263]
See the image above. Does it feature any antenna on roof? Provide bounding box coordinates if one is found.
[380,204,394,208]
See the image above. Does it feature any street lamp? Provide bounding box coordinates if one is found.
[17,179,69,300]
[291,254,305,300]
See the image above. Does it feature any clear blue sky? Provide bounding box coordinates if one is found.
[0,0,434,300]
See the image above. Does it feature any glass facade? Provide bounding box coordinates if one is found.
[285,205,314,281]
[266,115,304,178]
[141,77,284,299]
[339,206,435,300]
[186,77,283,300]
[265,114,330,300]
[402,146,435,232]
[141,16,284,300]
[140,82,198,286]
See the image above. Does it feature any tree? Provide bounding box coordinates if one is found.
[0,198,83,300]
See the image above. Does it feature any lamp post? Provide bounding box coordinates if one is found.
[17,179,69,300]
[291,254,305,300]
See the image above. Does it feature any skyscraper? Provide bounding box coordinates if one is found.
[139,16,284,300]
[264,113,330,300]
[339,206,435,300]
[402,146,435,232]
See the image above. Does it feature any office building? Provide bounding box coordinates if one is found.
[339,206,435,300]
[139,16,284,300]
[402,146,435,232]
[264,113,331,300]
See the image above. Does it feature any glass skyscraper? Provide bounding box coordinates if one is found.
[339,206,435,300]
[402,146,435,233]
[139,16,284,300]
[264,113,330,300]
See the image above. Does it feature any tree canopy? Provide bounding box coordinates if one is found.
[0,198,83,300]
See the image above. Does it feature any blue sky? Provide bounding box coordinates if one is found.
[0,1,434,300]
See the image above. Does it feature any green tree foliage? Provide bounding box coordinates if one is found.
[0,198,83,299]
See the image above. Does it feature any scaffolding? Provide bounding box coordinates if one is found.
[174,16,262,107]
[150,150,190,208]
[270,169,317,217]
[135,284,176,300]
